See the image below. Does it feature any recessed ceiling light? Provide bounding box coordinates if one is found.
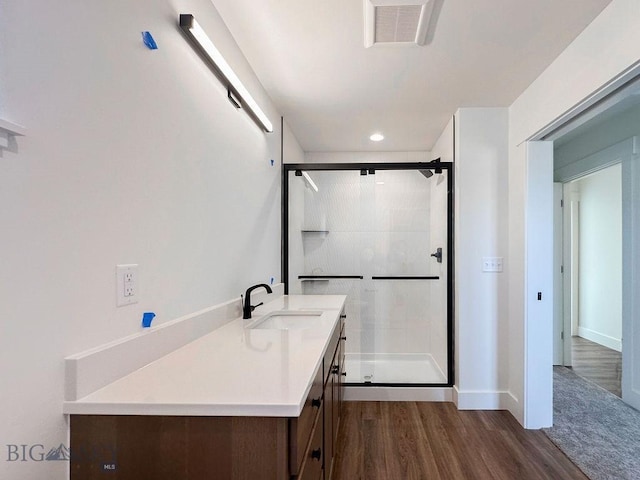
[370,133,384,142]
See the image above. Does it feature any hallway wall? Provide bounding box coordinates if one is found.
[575,165,622,351]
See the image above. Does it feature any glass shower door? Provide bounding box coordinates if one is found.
[357,169,448,384]
[286,165,450,386]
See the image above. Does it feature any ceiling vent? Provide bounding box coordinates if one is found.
[364,0,437,48]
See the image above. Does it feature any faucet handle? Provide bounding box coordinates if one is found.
[251,301,264,312]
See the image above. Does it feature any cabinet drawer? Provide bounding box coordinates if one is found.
[297,411,324,480]
[290,365,323,475]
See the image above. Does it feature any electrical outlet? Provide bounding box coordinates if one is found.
[116,264,138,306]
[482,257,503,273]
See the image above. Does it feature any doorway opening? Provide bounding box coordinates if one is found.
[544,74,640,409]
[554,164,623,396]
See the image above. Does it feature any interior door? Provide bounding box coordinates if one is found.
[622,149,640,410]
[553,183,564,365]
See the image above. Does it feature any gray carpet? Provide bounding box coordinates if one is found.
[543,367,640,480]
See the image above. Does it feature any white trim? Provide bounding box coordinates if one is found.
[577,328,622,352]
[524,141,554,429]
[555,138,634,183]
[529,60,640,143]
[343,386,452,402]
[453,386,518,410]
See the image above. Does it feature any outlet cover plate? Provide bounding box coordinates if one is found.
[482,257,503,273]
[116,264,138,306]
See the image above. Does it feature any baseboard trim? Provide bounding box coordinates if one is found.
[453,387,518,411]
[577,327,622,352]
[344,386,452,402]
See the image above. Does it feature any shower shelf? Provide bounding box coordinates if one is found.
[301,230,330,233]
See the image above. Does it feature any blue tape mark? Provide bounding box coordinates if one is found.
[142,31,158,50]
[142,312,156,328]
[270,159,275,166]
[270,277,275,285]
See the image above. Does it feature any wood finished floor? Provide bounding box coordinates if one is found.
[571,336,622,397]
[332,402,587,480]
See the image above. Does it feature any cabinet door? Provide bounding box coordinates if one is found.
[324,354,335,479]
[331,354,340,461]
[338,320,345,416]
[299,412,324,480]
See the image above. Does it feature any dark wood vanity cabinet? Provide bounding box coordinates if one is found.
[70,311,346,480]
[290,309,345,480]
[322,313,345,480]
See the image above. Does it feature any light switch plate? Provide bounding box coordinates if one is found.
[482,257,503,272]
[116,264,138,306]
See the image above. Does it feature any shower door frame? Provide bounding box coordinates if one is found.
[282,162,454,387]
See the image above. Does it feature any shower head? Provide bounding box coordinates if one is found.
[420,169,434,179]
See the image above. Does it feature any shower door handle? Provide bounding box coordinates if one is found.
[430,247,442,263]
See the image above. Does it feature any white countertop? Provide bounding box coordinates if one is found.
[63,295,346,417]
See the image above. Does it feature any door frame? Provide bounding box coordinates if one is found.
[534,134,639,413]
[281,161,455,387]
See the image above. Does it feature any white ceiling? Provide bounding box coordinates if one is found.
[212,0,613,152]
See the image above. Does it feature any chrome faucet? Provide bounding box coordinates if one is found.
[242,284,273,319]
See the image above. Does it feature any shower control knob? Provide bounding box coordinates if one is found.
[341,372,347,377]
[340,336,347,341]
[311,398,321,408]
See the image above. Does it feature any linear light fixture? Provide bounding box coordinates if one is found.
[302,172,319,192]
[179,14,273,133]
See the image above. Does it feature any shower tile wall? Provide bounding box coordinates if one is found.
[292,170,443,363]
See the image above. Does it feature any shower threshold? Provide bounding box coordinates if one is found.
[344,352,447,385]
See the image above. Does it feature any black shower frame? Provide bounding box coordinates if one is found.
[281,161,454,388]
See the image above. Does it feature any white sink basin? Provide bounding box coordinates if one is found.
[247,311,322,330]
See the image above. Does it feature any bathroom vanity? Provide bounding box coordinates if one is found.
[64,295,346,480]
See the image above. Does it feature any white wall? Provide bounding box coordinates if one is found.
[302,151,431,164]
[508,0,640,426]
[575,165,623,350]
[283,118,305,164]
[0,1,299,478]
[450,108,510,409]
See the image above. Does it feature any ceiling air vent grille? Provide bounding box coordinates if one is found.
[374,5,423,43]
[364,0,437,48]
